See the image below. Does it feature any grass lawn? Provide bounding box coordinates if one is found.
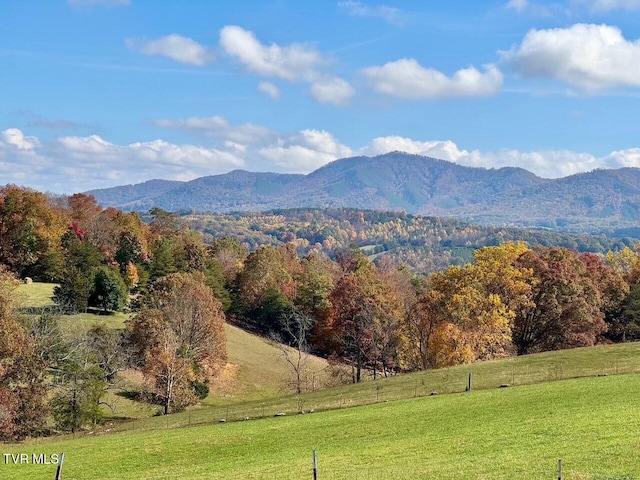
[15,282,57,308]
[204,324,330,406]
[3,374,639,479]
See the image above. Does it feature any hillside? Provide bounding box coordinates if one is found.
[86,152,640,234]
[183,208,637,273]
[16,283,330,407]
[5,350,640,478]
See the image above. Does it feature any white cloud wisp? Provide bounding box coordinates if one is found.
[126,34,215,66]
[363,59,503,98]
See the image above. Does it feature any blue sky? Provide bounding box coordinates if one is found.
[2,0,640,193]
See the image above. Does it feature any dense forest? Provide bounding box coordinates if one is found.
[183,209,637,273]
[1,184,640,441]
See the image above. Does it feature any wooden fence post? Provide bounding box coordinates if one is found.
[557,459,562,480]
[54,453,64,480]
[312,450,318,480]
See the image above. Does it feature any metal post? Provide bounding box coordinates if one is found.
[54,453,65,480]
[312,450,318,480]
[468,373,472,391]
[557,459,562,480]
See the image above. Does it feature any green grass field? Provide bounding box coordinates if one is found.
[8,283,640,479]
[3,374,639,479]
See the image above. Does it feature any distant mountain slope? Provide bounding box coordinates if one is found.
[86,179,183,210]
[85,152,640,233]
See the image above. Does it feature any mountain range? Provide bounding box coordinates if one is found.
[86,152,640,234]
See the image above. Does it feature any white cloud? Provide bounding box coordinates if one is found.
[219,25,354,105]
[602,148,640,168]
[463,149,599,178]
[310,77,356,105]
[126,34,214,66]
[258,82,281,99]
[4,125,640,194]
[219,25,323,81]
[337,1,402,24]
[573,0,640,11]
[362,59,503,98]
[1,128,40,150]
[153,116,353,172]
[504,24,640,92]
[364,137,468,162]
[259,129,353,172]
[358,135,640,178]
[0,128,243,193]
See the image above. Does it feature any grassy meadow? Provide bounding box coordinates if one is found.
[3,374,640,479]
[6,282,640,479]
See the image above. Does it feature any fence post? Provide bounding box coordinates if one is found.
[54,452,64,480]
[467,373,472,391]
[557,459,562,480]
[312,450,318,480]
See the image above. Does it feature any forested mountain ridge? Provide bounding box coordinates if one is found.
[86,152,640,234]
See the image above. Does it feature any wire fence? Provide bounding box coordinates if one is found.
[24,353,640,443]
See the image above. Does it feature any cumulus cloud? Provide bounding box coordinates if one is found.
[0,128,243,193]
[362,59,503,98]
[310,77,356,105]
[1,128,40,150]
[259,130,353,172]
[338,1,402,24]
[504,24,640,92]
[258,82,281,99]
[126,34,214,66]
[358,135,640,178]
[220,25,323,81]
[364,137,468,162]
[219,25,354,104]
[155,116,353,172]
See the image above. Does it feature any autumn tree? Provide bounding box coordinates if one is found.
[127,273,227,414]
[237,245,297,334]
[419,244,528,368]
[0,270,48,440]
[403,290,442,370]
[0,185,67,280]
[209,237,247,282]
[327,250,402,382]
[513,247,627,354]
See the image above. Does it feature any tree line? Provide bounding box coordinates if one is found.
[1,185,640,440]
